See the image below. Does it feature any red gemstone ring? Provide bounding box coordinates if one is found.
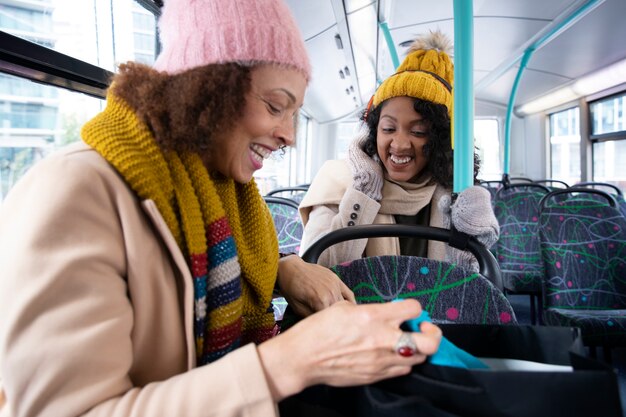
[395,331,417,357]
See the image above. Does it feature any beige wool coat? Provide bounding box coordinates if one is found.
[299,159,449,267]
[0,142,277,417]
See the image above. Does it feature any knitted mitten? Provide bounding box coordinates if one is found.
[452,186,499,248]
[347,136,384,201]
[439,186,499,272]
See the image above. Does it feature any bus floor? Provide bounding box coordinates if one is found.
[507,294,626,415]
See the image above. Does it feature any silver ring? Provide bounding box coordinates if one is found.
[395,331,417,357]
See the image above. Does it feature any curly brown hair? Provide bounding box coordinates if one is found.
[110,61,252,160]
[361,98,480,188]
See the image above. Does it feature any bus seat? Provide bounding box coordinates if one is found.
[509,177,534,183]
[265,195,304,321]
[534,179,570,190]
[479,180,503,209]
[264,196,303,253]
[574,182,626,218]
[538,188,626,358]
[266,186,308,204]
[299,224,514,325]
[329,255,516,325]
[493,183,551,324]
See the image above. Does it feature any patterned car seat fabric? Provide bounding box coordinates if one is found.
[331,255,516,325]
[539,189,626,347]
[494,184,550,294]
[264,196,303,254]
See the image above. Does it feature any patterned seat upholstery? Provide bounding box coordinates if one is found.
[264,196,303,253]
[494,185,550,287]
[534,179,569,191]
[539,188,626,348]
[479,180,502,210]
[284,224,512,328]
[574,182,626,219]
[331,255,516,325]
[266,186,308,204]
[265,196,304,321]
[493,184,551,324]
[618,196,626,219]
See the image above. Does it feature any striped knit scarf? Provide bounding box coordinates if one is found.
[82,93,279,365]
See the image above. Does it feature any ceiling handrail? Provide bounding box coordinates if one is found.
[502,0,604,174]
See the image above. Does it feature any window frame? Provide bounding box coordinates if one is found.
[0,31,113,99]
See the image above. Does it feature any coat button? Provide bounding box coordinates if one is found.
[353,203,360,211]
[350,213,358,220]
[348,221,355,226]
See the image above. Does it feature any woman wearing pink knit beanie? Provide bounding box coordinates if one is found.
[0,0,441,416]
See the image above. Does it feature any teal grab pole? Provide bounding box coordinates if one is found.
[452,0,474,193]
[503,49,533,175]
[502,0,601,175]
[379,21,400,69]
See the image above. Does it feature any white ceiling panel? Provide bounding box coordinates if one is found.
[301,29,361,122]
[345,0,376,14]
[285,0,626,122]
[479,68,572,106]
[284,0,336,40]
[526,0,626,81]
[386,0,453,28]
[347,3,378,101]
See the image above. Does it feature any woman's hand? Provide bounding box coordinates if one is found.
[276,255,356,317]
[258,299,442,401]
[348,135,384,201]
[439,186,500,272]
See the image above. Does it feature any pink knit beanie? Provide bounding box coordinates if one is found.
[153,0,311,82]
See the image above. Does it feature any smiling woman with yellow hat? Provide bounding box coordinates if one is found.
[299,30,499,272]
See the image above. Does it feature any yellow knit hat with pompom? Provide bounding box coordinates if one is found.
[372,30,454,118]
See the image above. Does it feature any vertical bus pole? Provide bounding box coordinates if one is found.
[453,0,474,193]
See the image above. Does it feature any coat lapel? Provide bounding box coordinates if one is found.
[141,199,196,369]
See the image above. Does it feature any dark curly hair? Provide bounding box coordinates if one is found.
[110,61,252,161]
[362,98,480,188]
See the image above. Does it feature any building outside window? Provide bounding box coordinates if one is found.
[0,0,156,202]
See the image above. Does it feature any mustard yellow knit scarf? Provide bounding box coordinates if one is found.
[82,93,279,365]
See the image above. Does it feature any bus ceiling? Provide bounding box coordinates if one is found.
[285,0,626,126]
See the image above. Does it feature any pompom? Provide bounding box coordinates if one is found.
[407,30,453,55]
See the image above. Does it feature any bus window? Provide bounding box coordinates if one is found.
[0,1,157,71]
[591,93,626,193]
[335,121,359,160]
[591,93,626,135]
[593,140,626,193]
[549,107,580,186]
[0,73,104,202]
[475,118,501,181]
[254,112,312,194]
